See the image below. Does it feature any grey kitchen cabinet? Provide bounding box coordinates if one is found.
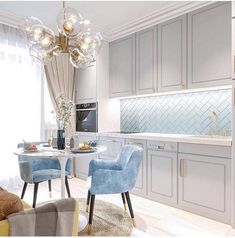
[136,27,157,94]
[158,15,187,92]
[188,2,231,88]
[147,141,178,207]
[74,133,97,180]
[98,136,125,160]
[125,138,147,197]
[178,143,231,224]
[75,64,97,104]
[109,34,135,97]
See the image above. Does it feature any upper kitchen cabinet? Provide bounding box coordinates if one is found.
[110,34,135,97]
[158,15,187,92]
[188,2,232,88]
[136,27,157,94]
[75,64,97,104]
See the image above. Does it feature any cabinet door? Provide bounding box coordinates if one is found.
[158,15,187,92]
[98,136,124,160]
[148,150,177,206]
[125,139,147,197]
[110,35,135,97]
[75,64,96,104]
[74,134,97,180]
[188,2,231,88]
[178,153,231,223]
[136,27,157,94]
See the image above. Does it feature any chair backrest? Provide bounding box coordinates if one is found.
[116,145,143,170]
[17,142,61,171]
[118,145,143,191]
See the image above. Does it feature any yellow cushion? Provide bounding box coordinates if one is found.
[0,201,29,236]
[0,200,79,236]
[73,199,79,236]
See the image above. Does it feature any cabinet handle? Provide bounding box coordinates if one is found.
[104,139,117,143]
[180,159,184,177]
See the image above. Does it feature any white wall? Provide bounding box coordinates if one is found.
[231,1,235,228]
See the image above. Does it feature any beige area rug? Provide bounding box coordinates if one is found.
[78,198,134,236]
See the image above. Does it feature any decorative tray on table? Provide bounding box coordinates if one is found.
[70,142,96,153]
[71,148,96,153]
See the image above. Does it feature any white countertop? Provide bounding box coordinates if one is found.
[96,132,232,147]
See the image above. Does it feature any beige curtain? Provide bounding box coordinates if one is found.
[44,53,76,138]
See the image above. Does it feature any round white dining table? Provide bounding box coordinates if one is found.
[14,146,106,199]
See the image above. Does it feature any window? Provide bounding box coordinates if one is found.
[43,72,57,140]
[0,24,47,189]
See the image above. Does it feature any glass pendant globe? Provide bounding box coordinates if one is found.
[28,25,56,50]
[79,31,103,58]
[19,16,43,36]
[29,45,53,64]
[70,48,94,68]
[57,7,83,37]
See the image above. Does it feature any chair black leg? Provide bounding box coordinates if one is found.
[125,191,136,227]
[48,180,52,198]
[121,193,127,211]
[65,176,71,198]
[21,182,28,199]
[32,183,39,208]
[88,194,95,235]
[86,190,91,212]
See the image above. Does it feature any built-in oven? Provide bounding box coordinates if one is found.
[76,102,98,132]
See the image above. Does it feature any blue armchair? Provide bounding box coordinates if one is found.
[18,142,72,208]
[86,145,143,234]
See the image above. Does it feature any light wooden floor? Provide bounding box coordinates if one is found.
[10,177,235,237]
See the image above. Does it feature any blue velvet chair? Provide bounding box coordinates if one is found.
[18,142,72,208]
[86,145,143,234]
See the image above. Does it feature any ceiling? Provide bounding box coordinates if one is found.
[0,1,211,41]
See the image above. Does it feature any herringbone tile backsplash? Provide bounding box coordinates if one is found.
[120,89,232,135]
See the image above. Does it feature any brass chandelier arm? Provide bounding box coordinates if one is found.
[55,34,69,53]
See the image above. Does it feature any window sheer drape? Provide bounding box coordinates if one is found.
[0,24,42,190]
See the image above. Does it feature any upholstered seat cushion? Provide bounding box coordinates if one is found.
[32,169,69,183]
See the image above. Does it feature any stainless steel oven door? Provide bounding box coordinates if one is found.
[76,108,97,132]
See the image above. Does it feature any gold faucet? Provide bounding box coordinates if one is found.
[209,111,221,136]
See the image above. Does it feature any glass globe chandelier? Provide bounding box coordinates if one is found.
[19,1,103,68]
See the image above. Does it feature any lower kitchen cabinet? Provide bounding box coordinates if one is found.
[74,156,93,180]
[125,139,147,197]
[98,136,125,160]
[148,150,177,207]
[178,153,231,224]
